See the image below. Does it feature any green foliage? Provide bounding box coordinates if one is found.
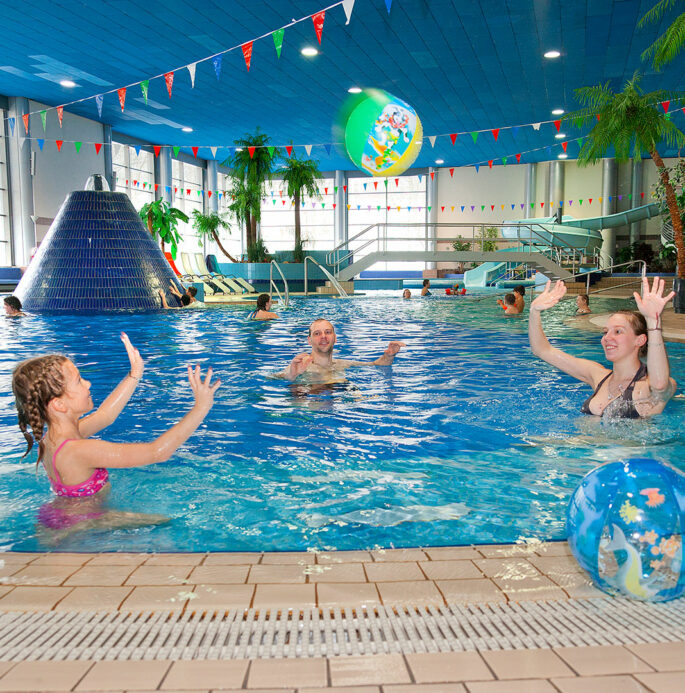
[293,238,306,263]
[451,235,471,252]
[138,199,189,259]
[247,238,269,263]
[478,226,500,252]
[280,155,323,247]
[616,241,655,267]
[638,0,685,71]
[191,210,230,243]
[652,159,685,224]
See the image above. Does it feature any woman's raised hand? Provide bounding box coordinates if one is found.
[187,365,221,411]
[530,280,567,312]
[634,276,675,323]
[121,332,144,380]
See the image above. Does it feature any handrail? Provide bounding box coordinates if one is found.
[304,256,349,297]
[556,259,647,294]
[269,260,290,308]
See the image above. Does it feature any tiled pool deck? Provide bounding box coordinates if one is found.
[1,542,684,692]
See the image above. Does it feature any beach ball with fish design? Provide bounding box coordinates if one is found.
[567,458,684,601]
[344,89,423,176]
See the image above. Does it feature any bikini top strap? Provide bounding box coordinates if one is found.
[50,439,74,484]
[592,371,612,396]
[624,363,648,397]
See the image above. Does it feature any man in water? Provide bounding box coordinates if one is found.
[278,319,406,382]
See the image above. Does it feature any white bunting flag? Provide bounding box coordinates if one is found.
[429,135,436,148]
[342,0,355,24]
[187,63,197,88]
[305,144,313,156]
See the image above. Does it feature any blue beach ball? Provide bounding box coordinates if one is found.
[567,458,684,602]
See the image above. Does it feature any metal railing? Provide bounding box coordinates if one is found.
[304,256,349,297]
[269,260,290,308]
[529,260,647,297]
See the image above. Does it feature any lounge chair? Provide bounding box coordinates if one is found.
[193,254,243,294]
[206,254,257,293]
[179,253,225,295]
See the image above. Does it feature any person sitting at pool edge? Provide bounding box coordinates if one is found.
[529,277,676,419]
[402,289,411,299]
[4,295,26,317]
[421,279,431,296]
[248,294,278,320]
[576,293,591,315]
[278,319,406,382]
[497,293,520,315]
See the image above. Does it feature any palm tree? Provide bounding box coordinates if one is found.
[565,72,685,310]
[638,0,685,71]
[138,199,189,259]
[191,210,237,262]
[280,155,323,253]
[222,129,279,249]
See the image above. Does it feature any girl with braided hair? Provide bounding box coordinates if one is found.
[12,333,220,535]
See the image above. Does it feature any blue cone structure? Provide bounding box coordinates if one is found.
[16,191,180,311]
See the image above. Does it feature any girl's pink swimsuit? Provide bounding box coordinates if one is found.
[47,439,109,497]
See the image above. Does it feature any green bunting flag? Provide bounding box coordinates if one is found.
[173,146,180,158]
[141,80,149,105]
[74,141,82,153]
[40,110,46,132]
[579,200,583,205]
[502,157,507,166]
[471,132,478,143]
[268,146,275,158]
[273,29,284,58]
[481,205,485,211]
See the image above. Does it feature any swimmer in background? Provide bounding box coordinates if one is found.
[497,293,520,315]
[576,293,591,315]
[421,279,431,296]
[529,277,676,419]
[12,333,220,538]
[169,281,204,308]
[247,293,278,320]
[513,285,526,312]
[158,289,190,308]
[4,295,26,317]
[402,289,411,299]
[277,319,406,383]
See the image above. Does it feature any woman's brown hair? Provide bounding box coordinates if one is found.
[12,355,68,465]
[613,310,648,358]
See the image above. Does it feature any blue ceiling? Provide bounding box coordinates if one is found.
[0,0,682,172]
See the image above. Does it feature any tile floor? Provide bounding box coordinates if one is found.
[0,541,684,692]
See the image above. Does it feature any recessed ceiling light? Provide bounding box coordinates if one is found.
[301,47,318,57]
[182,127,193,133]
[435,159,444,164]
[558,153,568,159]
[60,79,76,88]
[555,133,565,139]
[552,108,565,115]
[235,147,243,152]
[348,86,362,94]
[544,50,561,59]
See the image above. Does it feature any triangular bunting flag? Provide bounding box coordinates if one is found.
[470,131,478,143]
[449,168,454,177]
[268,146,275,158]
[502,157,507,166]
[363,183,367,190]
[491,128,499,141]
[417,175,422,183]
[429,135,436,147]
[192,146,199,158]
[210,146,217,159]
[22,113,29,134]
[516,153,521,163]
[141,80,149,104]
[40,110,46,132]
[305,144,312,156]
[342,0,355,24]
[385,0,392,12]
[554,120,561,131]
[273,28,284,58]
[343,185,347,192]
[394,178,399,186]
[491,205,495,210]
[430,172,434,180]
[441,206,445,212]
[164,72,174,97]
[324,144,331,155]
[37,139,44,150]
[213,55,222,80]
[532,122,541,130]
[488,160,493,168]
[173,146,180,158]
[285,145,293,157]
[512,126,520,139]
[475,165,479,173]
[481,205,485,211]
[242,42,253,71]
[451,206,454,212]
[589,198,593,204]
[117,87,126,111]
[450,133,457,145]
[95,94,103,118]
[155,184,159,192]
[471,205,475,211]
[461,206,465,212]
[94,142,102,155]
[383,179,388,187]
[56,140,63,151]
[662,101,670,113]
[579,199,583,205]
[248,146,255,158]
[187,63,196,87]
[373,181,378,190]
[312,10,325,44]
[153,145,161,157]
[511,204,515,210]
[57,106,63,128]
[74,141,82,153]
[562,141,568,152]
[501,204,505,211]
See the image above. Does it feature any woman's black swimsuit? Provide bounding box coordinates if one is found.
[580,363,647,419]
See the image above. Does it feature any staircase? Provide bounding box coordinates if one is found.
[587,276,674,298]
[317,280,354,295]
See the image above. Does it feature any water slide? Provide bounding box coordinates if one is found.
[463,203,661,288]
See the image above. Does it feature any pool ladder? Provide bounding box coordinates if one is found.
[269,260,290,308]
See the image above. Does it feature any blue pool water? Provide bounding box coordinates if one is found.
[1,294,683,553]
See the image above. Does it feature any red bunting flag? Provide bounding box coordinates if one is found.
[553,120,561,131]
[589,198,593,204]
[343,185,347,192]
[94,143,102,155]
[312,10,325,44]
[515,153,521,163]
[488,160,493,168]
[430,171,434,180]
[56,140,63,151]
[325,187,328,194]
[248,146,255,159]
[57,106,63,127]
[22,113,29,133]
[491,205,495,210]
[285,145,293,157]
[333,203,336,208]
[153,145,161,157]
[441,206,445,212]
[596,114,601,121]
[155,184,159,191]
[562,141,568,152]
[192,146,198,158]
[186,189,190,196]
[492,128,499,141]
[449,168,454,177]
[387,205,391,210]
[641,192,644,198]
[208,191,212,198]
[242,42,253,71]
[117,87,126,111]
[164,72,174,98]
[395,179,399,186]
[541,202,544,208]
[373,181,378,190]
[662,101,670,113]
[450,133,457,145]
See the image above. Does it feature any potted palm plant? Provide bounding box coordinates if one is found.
[138,199,189,259]
[191,210,237,262]
[565,72,685,311]
[280,154,323,256]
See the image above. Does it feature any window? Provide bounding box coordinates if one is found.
[112,143,155,212]
[0,111,10,265]
[171,159,204,255]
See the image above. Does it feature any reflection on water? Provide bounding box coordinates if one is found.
[0,293,683,552]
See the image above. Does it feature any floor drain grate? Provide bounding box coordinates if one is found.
[1,598,684,661]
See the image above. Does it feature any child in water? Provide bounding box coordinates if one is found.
[12,333,220,539]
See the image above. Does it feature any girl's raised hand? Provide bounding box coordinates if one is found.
[634,276,675,322]
[121,332,144,380]
[530,280,567,312]
[187,365,221,411]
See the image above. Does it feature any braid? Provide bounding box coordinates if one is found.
[12,355,68,465]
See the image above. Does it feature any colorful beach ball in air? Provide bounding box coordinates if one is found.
[567,458,684,602]
[344,89,423,176]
